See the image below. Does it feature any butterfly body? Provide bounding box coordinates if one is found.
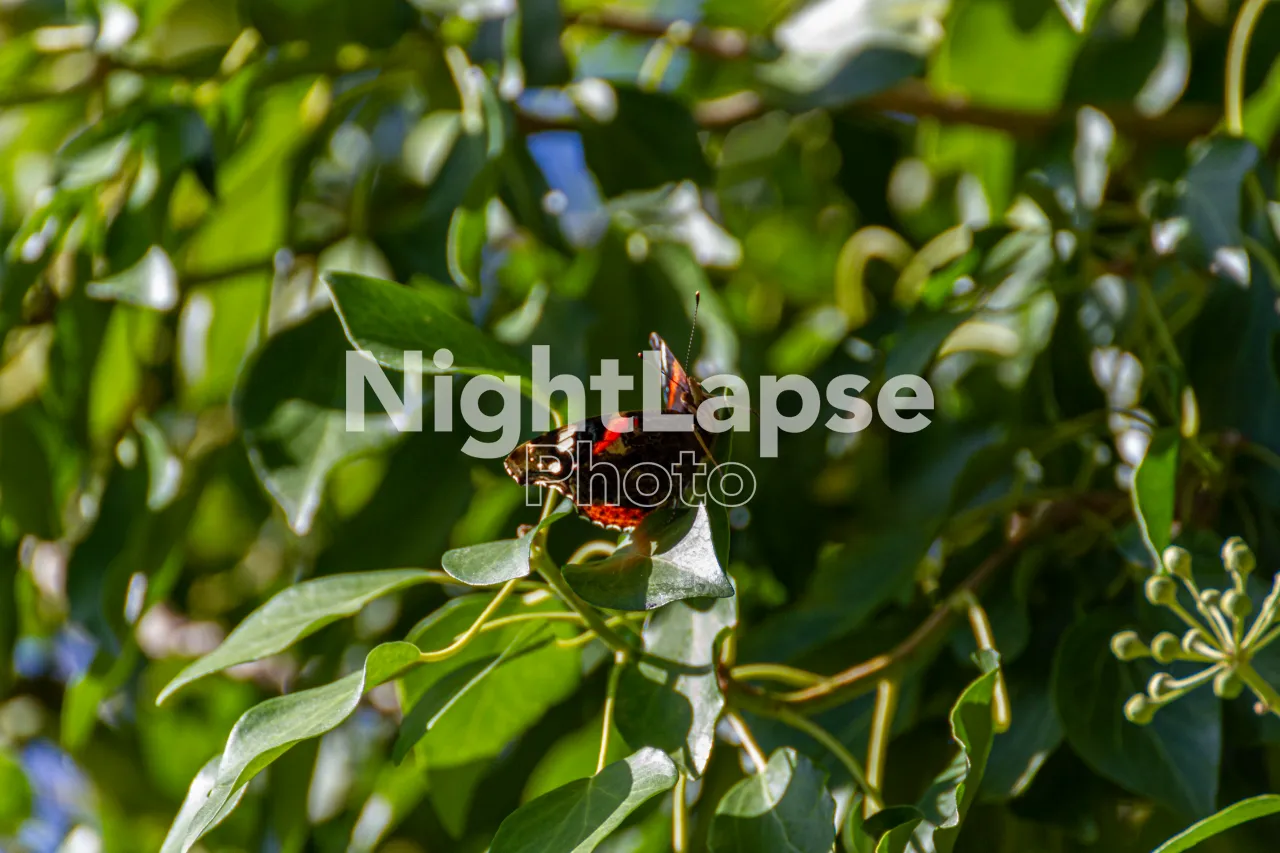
[504,333,712,531]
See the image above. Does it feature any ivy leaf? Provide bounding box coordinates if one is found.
[157,570,436,705]
[1132,429,1179,571]
[862,806,925,853]
[708,747,837,853]
[915,669,999,853]
[1151,795,1280,853]
[396,594,581,767]
[563,504,734,611]
[615,594,736,776]
[441,499,572,586]
[324,270,529,378]
[161,642,423,853]
[488,747,678,853]
[979,679,1062,801]
[1053,610,1220,817]
[237,310,402,535]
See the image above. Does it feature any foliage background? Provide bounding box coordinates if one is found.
[3,0,1280,850]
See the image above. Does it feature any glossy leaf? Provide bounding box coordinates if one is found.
[441,498,571,586]
[563,504,734,611]
[708,747,837,853]
[162,642,423,853]
[157,569,436,704]
[615,594,736,776]
[1151,795,1280,853]
[488,747,678,853]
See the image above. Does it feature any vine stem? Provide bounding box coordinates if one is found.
[598,652,625,773]
[730,663,825,688]
[725,710,767,772]
[864,679,898,816]
[1226,0,1272,136]
[1237,662,1280,717]
[419,578,518,662]
[672,773,689,853]
[533,548,633,660]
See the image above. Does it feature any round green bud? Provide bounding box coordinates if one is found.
[1213,669,1243,700]
[1110,630,1149,661]
[1222,537,1256,578]
[1124,693,1155,724]
[1220,589,1252,622]
[1151,632,1180,664]
[1147,672,1176,700]
[1199,589,1221,608]
[1162,545,1193,580]
[1145,575,1178,606]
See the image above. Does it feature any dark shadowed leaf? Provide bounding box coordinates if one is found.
[237,309,403,534]
[563,504,734,611]
[1053,610,1220,817]
[979,678,1062,801]
[862,806,925,853]
[708,747,836,853]
[579,87,711,196]
[489,747,678,853]
[325,270,529,377]
[615,593,736,776]
[157,570,437,704]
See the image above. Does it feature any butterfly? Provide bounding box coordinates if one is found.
[504,330,716,532]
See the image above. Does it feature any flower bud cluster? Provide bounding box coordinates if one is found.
[1113,539,1280,725]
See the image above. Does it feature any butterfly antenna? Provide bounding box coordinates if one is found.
[684,291,700,376]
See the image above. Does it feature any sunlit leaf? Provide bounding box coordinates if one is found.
[708,748,837,853]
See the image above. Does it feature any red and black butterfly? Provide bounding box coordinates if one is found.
[504,329,716,531]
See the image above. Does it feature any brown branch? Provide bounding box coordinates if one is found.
[563,8,754,61]
[728,493,1125,715]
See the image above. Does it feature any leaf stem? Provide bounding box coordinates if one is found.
[1226,0,1272,137]
[672,772,689,853]
[771,705,884,812]
[599,651,625,773]
[725,710,767,773]
[864,679,898,816]
[1237,662,1280,716]
[419,578,518,662]
[534,547,632,660]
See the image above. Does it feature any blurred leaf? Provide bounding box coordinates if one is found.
[161,642,423,853]
[237,309,402,535]
[1160,137,1260,285]
[580,88,711,196]
[398,594,581,767]
[707,747,836,853]
[0,405,60,539]
[915,669,999,853]
[1150,795,1280,853]
[563,505,734,611]
[978,679,1062,801]
[1131,429,1179,571]
[325,270,530,378]
[158,569,437,704]
[520,0,570,86]
[1054,0,1087,32]
[522,716,629,803]
[615,594,736,776]
[488,747,678,853]
[1053,610,1220,817]
[441,498,571,586]
[446,205,486,294]
[0,747,32,835]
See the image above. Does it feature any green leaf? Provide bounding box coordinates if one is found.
[393,622,549,762]
[488,747,678,853]
[161,642,423,853]
[1160,137,1260,284]
[397,594,581,767]
[615,594,736,776]
[1054,0,1087,32]
[85,246,179,311]
[1131,429,1179,571]
[446,205,486,295]
[157,569,436,704]
[237,309,403,535]
[1053,610,1220,817]
[1150,795,1280,853]
[864,806,925,853]
[0,747,32,835]
[324,270,529,378]
[979,679,1062,801]
[579,87,711,196]
[708,747,837,853]
[562,504,734,612]
[441,499,571,586]
[915,669,999,853]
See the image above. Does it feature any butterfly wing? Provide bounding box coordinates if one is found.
[649,332,705,414]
